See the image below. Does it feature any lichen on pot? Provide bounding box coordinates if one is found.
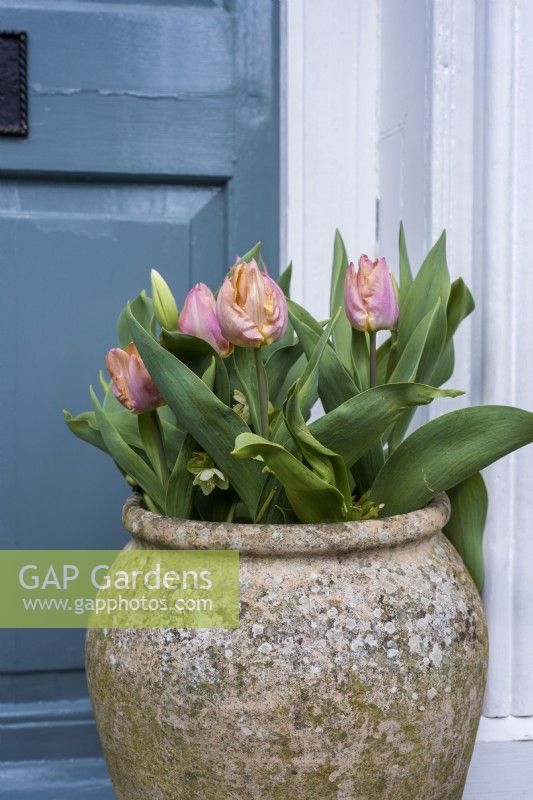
[86,492,488,800]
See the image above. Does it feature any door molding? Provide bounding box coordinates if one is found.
[0,699,101,762]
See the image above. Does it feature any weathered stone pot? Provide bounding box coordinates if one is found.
[86,492,488,800]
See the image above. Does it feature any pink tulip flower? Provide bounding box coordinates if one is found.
[344,255,399,333]
[179,283,233,358]
[216,259,288,348]
[106,343,165,414]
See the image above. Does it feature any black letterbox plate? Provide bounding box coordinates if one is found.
[0,31,28,137]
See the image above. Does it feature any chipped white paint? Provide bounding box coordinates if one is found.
[281,0,533,738]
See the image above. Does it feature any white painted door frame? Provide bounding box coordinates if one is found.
[281,0,533,743]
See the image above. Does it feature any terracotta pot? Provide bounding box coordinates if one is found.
[86,492,487,800]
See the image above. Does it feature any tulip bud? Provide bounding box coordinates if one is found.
[151,269,179,331]
[216,259,288,348]
[179,283,233,358]
[106,343,165,414]
[343,255,399,333]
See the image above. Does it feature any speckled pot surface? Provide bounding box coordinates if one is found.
[86,492,488,800]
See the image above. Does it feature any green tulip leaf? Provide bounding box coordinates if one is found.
[63,410,107,453]
[284,382,352,507]
[277,261,292,297]
[426,277,474,391]
[117,290,154,348]
[265,342,304,407]
[137,411,169,486]
[329,230,353,373]
[231,433,347,523]
[261,261,295,356]
[370,406,533,517]
[388,302,440,384]
[165,433,197,518]
[391,231,450,377]
[236,241,265,270]
[127,306,264,518]
[232,347,263,435]
[414,299,447,384]
[430,341,455,389]
[309,383,463,468]
[160,329,231,402]
[298,309,342,416]
[398,222,413,305]
[98,369,109,394]
[213,356,231,406]
[66,404,151,460]
[200,355,217,391]
[385,301,446,452]
[444,472,488,592]
[90,387,166,512]
[288,299,359,412]
[160,329,215,359]
[271,311,341,445]
[92,386,184,466]
[445,277,475,345]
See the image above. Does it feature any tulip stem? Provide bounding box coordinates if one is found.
[254,348,270,438]
[226,498,238,523]
[369,332,378,388]
[148,410,169,484]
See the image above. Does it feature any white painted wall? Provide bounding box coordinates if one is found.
[281,0,533,740]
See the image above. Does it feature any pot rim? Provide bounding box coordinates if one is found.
[122,492,450,556]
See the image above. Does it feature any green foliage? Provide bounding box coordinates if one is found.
[126,307,264,520]
[370,406,533,517]
[265,343,305,407]
[165,434,196,519]
[65,231,533,590]
[232,347,263,435]
[232,432,349,523]
[288,299,359,410]
[309,383,462,467]
[284,382,352,510]
[90,387,167,513]
[444,473,487,592]
[277,262,293,296]
[329,230,352,372]
[398,222,413,304]
[117,290,154,347]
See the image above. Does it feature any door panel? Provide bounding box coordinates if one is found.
[0,181,226,672]
[0,0,279,679]
[1,180,225,552]
[0,2,234,175]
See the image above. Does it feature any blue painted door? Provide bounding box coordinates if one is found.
[0,0,279,755]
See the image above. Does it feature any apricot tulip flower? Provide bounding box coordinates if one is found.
[344,255,399,333]
[179,283,233,358]
[106,343,164,414]
[216,259,288,348]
